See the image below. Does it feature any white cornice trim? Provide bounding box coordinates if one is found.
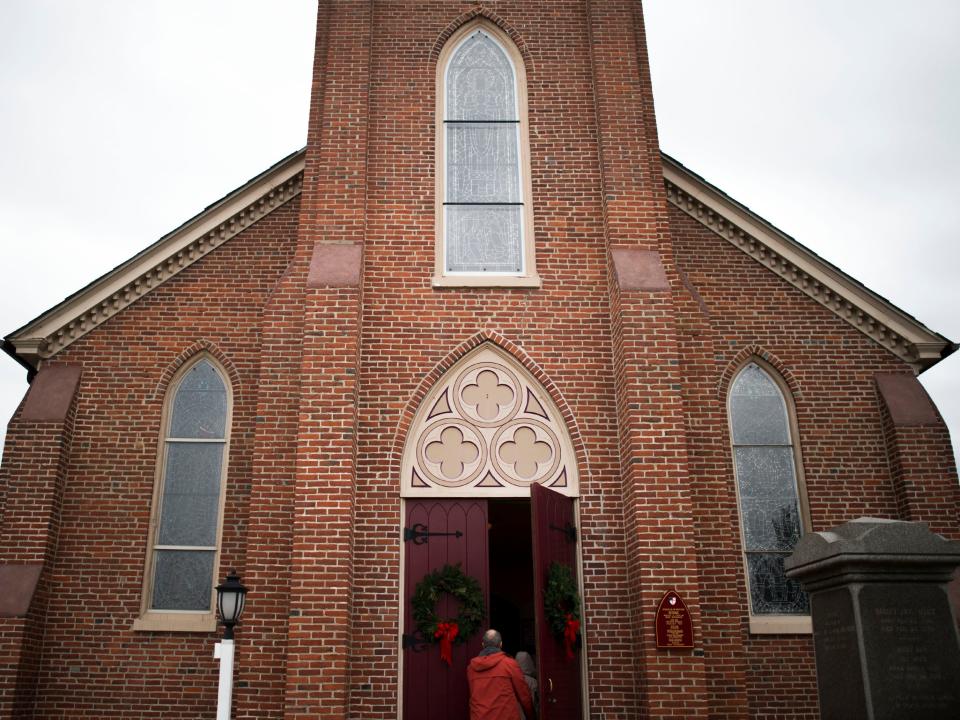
[7,151,306,365]
[662,155,953,372]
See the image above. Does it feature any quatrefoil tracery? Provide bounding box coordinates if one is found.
[491,419,562,486]
[452,362,523,427]
[498,426,551,478]
[416,420,487,487]
[425,426,480,479]
[461,370,514,421]
[403,346,578,496]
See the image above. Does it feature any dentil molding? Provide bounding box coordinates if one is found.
[662,159,950,371]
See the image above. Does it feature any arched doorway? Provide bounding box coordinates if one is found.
[399,344,584,719]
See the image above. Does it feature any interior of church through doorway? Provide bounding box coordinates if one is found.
[488,499,536,657]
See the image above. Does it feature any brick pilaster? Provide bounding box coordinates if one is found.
[588,1,708,716]
[234,252,307,719]
[0,365,81,718]
[673,267,752,719]
[283,2,370,718]
[877,373,960,540]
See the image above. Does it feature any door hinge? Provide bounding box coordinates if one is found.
[403,523,463,544]
[402,631,428,652]
[550,522,577,543]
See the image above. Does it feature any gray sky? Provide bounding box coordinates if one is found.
[1,1,958,464]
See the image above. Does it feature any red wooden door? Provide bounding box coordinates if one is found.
[531,483,582,719]
[403,499,489,720]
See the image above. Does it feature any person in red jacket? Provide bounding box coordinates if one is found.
[467,629,535,720]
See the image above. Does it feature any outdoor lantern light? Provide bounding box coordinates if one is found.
[214,570,247,720]
[216,570,248,639]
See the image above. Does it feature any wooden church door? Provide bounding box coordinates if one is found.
[531,483,583,719]
[403,499,489,720]
[403,490,584,720]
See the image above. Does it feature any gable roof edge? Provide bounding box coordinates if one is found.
[5,148,952,375]
[662,154,955,373]
[5,150,306,369]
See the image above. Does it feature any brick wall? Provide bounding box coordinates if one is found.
[8,198,299,718]
[669,203,956,719]
[1,2,957,719]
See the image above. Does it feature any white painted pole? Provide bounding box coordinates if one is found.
[214,638,235,720]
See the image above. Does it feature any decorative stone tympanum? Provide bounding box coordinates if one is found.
[784,518,960,720]
[401,344,579,497]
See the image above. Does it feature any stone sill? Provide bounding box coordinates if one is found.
[432,274,541,289]
[749,615,812,635]
[132,612,217,633]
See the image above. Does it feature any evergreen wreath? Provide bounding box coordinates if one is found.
[544,562,581,656]
[412,563,485,643]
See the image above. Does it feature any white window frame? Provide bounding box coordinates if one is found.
[133,354,232,632]
[433,20,540,288]
[727,359,812,635]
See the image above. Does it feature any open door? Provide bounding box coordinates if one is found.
[403,499,489,720]
[531,483,583,719]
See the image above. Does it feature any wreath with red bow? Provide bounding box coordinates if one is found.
[412,563,485,666]
[544,562,582,660]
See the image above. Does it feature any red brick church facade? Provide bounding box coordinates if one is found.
[1,2,957,718]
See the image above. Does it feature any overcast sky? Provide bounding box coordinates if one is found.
[1,1,957,464]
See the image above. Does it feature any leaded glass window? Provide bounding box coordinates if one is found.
[149,358,228,611]
[729,363,809,615]
[443,29,524,274]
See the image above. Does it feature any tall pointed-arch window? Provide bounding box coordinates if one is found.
[134,357,230,632]
[729,362,810,631]
[435,22,539,287]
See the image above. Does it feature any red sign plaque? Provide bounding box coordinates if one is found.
[655,590,694,649]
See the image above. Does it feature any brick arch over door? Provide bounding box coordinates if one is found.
[399,340,580,497]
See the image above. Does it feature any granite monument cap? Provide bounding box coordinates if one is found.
[785,518,960,591]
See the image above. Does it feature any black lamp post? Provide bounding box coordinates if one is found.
[215,569,248,639]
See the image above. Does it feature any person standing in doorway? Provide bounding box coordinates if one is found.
[514,651,538,719]
[467,629,535,720]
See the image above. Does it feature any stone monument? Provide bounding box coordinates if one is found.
[785,518,960,720]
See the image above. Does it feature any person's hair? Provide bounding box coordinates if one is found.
[515,651,536,676]
[481,629,503,648]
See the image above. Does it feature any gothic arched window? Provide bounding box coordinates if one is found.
[728,362,810,631]
[134,356,231,631]
[435,22,539,287]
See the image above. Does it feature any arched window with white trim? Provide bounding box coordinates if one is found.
[728,362,810,631]
[134,356,231,632]
[435,22,538,287]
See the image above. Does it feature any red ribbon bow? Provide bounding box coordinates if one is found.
[434,621,459,666]
[563,614,580,660]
